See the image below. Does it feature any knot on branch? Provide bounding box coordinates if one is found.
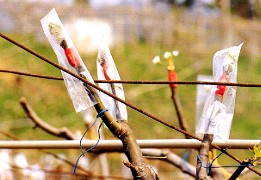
[114,121,130,139]
[123,161,139,172]
[123,161,159,180]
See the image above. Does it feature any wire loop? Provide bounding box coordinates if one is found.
[73,109,108,175]
[197,150,252,176]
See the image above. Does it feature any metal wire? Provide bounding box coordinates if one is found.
[1,69,261,88]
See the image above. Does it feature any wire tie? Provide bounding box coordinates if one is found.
[73,109,108,175]
[197,149,252,176]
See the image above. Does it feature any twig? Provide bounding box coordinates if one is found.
[142,149,196,178]
[20,97,77,140]
[10,163,129,179]
[10,163,90,178]
[170,88,190,139]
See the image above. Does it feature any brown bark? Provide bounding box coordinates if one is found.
[170,88,190,139]
[142,149,196,178]
[196,134,213,180]
[20,97,77,140]
[93,101,159,179]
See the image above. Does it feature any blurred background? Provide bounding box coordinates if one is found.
[0,0,260,179]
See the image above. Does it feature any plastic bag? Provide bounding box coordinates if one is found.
[196,43,243,141]
[96,38,127,121]
[41,9,97,112]
[196,75,213,127]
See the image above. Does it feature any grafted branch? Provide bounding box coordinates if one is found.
[93,100,159,179]
[196,134,213,180]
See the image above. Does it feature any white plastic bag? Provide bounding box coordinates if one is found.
[41,9,97,112]
[196,43,243,141]
[96,38,127,121]
[196,75,213,126]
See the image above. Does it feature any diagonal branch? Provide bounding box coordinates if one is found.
[20,97,77,140]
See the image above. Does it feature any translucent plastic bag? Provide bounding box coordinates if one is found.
[196,75,213,127]
[96,38,127,121]
[196,43,243,141]
[41,9,97,112]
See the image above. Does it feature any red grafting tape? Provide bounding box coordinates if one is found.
[215,72,229,96]
[64,47,80,68]
[168,70,177,88]
[101,63,111,80]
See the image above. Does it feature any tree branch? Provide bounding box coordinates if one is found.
[196,134,213,180]
[76,61,159,179]
[170,88,190,139]
[20,93,158,179]
[20,97,77,140]
[93,100,159,179]
[142,149,196,178]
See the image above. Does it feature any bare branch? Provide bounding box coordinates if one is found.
[20,97,77,140]
[142,149,196,178]
[196,134,213,180]
[170,88,190,139]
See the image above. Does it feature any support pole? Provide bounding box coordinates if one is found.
[0,139,258,150]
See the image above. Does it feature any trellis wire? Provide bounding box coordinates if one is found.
[1,69,261,88]
[0,32,260,176]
